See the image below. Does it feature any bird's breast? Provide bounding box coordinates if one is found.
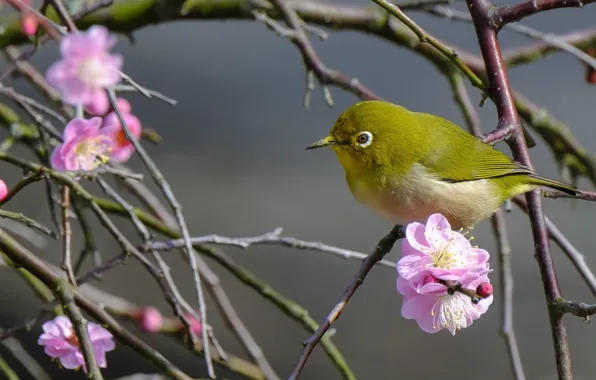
[346,163,503,229]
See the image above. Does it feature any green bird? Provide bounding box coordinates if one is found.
[307,100,577,229]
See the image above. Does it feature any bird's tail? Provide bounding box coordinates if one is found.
[529,175,578,195]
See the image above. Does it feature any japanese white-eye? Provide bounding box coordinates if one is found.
[307,100,577,229]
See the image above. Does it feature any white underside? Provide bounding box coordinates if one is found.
[350,163,502,229]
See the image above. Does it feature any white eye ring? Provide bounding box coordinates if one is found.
[356,131,373,148]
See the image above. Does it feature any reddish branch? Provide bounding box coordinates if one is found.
[492,0,596,28]
[466,0,572,378]
[288,225,405,379]
[257,0,378,104]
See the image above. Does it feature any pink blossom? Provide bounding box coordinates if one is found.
[396,214,493,335]
[137,307,163,333]
[0,179,7,201]
[38,316,115,371]
[101,111,142,163]
[46,25,122,109]
[85,96,131,117]
[50,117,113,171]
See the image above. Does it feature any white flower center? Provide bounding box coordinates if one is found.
[425,230,469,269]
[78,58,107,87]
[74,135,112,170]
[431,292,479,335]
[431,245,465,269]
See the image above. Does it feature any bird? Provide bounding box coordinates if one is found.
[306,100,577,229]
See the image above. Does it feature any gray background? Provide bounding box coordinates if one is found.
[1,1,596,379]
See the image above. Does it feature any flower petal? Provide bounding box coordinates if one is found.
[404,222,428,253]
[84,89,110,116]
[417,282,447,295]
[401,294,436,320]
[401,295,442,334]
[396,276,417,299]
[397,253,431,281]
[59,351,82,370]
[88,323,113,342]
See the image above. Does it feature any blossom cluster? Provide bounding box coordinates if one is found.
[46,25,142,172]
[33,24,148,373]
[396,214,493,335]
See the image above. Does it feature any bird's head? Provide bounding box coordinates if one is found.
[306,100,412,171]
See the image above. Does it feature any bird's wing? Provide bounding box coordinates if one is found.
[417,114,535,182]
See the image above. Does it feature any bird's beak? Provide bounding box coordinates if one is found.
[306,136,336,150]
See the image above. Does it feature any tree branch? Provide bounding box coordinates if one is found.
[54,281,104,379]
[288,225,405,379]
[0,230,194,380]
[493,0,596,28]
[466,0,572,378]
[150,228,397,269]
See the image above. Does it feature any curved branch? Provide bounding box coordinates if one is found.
[493,0,596,28]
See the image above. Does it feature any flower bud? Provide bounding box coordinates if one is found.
[0,179,7,202]
[138,307,163,333]
[112,98,132,114]
[20,13,38,37]
[476,282,493,298]
[185,313,202,335]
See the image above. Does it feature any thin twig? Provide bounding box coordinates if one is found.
[93,195,356,380]
[113,85,177,106]
[288,224,405,379]
[425,5,596,70]
[501,27,596,68]
[116,179,282,379]
[71,198,102,275]
[151,228,397,269]
[68,167,144,181]
[96,178,209,358]
[105,89,215,378]
[543,188,596,201]
[61,186,76,286]
[1,337,51,380]
[491,211,526,380]
[0,356,18,380]
[492,0,596,27]
[551,300,596,320]
[49,0,78,31]
[371,0,486,92]
[0,209,57,239]
[513,197,596,297]
[253,0,377,106]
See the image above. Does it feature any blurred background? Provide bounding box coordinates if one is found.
[1,0,596,379]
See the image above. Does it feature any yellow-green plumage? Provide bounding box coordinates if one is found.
[307,100,577,229]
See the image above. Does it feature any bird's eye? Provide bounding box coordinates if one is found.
[356,131,373,147]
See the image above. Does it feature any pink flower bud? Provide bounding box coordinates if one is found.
[138,307,163,333]
[20,13,39,37]
[185,313,202,335]
[0,180,7,202]
[84,96,110,116]
[113,98,132,114]
[476,282,493,298]
[422,275,440,285]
